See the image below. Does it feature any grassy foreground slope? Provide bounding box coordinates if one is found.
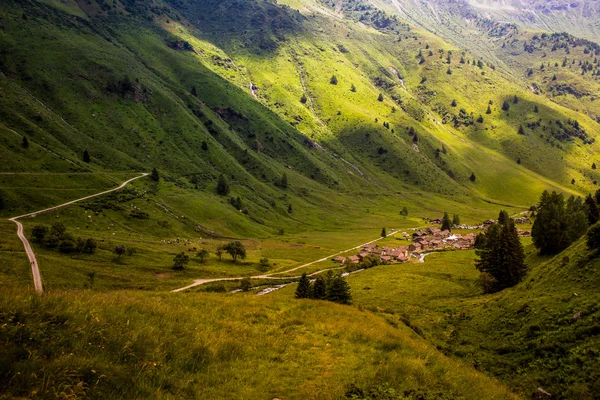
[0,283,519,399]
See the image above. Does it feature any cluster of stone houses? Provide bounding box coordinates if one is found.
[333,227,478,266]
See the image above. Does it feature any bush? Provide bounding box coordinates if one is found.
[586,224,600,250]
[240,278,252,292]
[478,272,497,294]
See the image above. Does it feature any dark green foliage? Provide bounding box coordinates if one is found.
[469,172,476,182]
[21,136,29,149]
[534,105,539,113]
[474,232,486,249]
[584,194,599,224]
[586,224,600,250]
[532,191,589,254]
[513,95,519,104]
[498,210,510,225]
[0,192,3,211]
[295,273,312,299]
[223,241,246,262]
[330,75,338,85]
[476,114,484,123]
[172,252,190,270]
[31,225,48,242]
[593,163,597,170]
[191,86,197,97]
[151,168,160,182]
[279,173,289,189]
[441,212,452,232]
[114,245,127,259]
[400,207,408,217]
[518,125,525,135]
[82,149,90,163]
[501,101,510,111]
[451,99,457,107]
[350,83,356,92]
[216,174,230,195]
[326,273,352,305]
[258,258,271,272]
[300,94,307,104]
[377,93,384,102]
[381,227,387,238]
[201,141,208,151]
[196,249,209,263]
[287,204,293,214]
[486,104,492,114]
[50,223,66,239]
[240,278,252,292]
[312,277,327,300]
[360,254,381,269]
[452,214,460,226]
[475,221,526,292]
[446,67,452,75]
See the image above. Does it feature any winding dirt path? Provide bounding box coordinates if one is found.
[171,230,399,293]
[9,173,148,294]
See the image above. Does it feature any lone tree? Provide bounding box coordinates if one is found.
[469,172,477,182]
[288,204,293,214]
[502,101,510,112]
[224,241,246,262]
[534,105,539,113]
[279,173,288,189]
[326,274,352,305]
[486,104,492,114]
[400,207,409,217]
[377,93,384,102]
[350,83,356,92]
[300,94,307,104]
[151,167,160,182]
[191,86,197,97]
[475,220,526,293]
[381,228,387,238]
[114,244,127,259]
[295,273,312,299]
[172,252,190,270]
[83,149,91,163]
[216,174,230,195]
[21,136,29,149]
[441,212,452,231]
[330,75,338,85]
[196,249,209,263]
[240,278,252,292]
[201,141,208,151]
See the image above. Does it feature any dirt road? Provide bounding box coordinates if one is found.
[171,230,398,293]
[9,173,148,294]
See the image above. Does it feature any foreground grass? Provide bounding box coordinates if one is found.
[0,283,519,400]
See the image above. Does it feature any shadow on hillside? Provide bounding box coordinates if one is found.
[164,0,306,55]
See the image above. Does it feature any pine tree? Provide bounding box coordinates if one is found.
[201,141,208,151]
[21,136,29,149]
[326,274,352,305]
[377,93,384,102]
[513,95,519,104]
[498,210,510,225]
[350,83,356,92]
[288,204,293,214]
[534,105,539,113]
[518,125,525,135]
[280,172,288,188]
[381,228,387,238]
[477,115,484,123]
[486,104,492,114]
[191,86,197,97]
[452,214,461,226]
[330,75,338,85]
[446,67,452,75]
[502,101,510,111]
[441,212,452,231]
[593,163,597,170]
[216,174,230,195]
[295,273,312,299]
[312,277,327,299]
[400,206,409,217]
[451,99,457,107]
[151,167,160,182]
[475,221,526,292]
[469,172,476,182]
[584,194,600,224]
[300,94,307,104]
[83,149,90,163]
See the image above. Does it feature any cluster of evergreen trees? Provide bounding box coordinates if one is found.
[475,211,526,293]
[532,190,595,254]
[295,272,352,305]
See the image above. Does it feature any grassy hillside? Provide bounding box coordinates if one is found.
[0,281,520,399]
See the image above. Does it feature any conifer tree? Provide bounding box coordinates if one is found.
[475,220,526,292]
[534,105,539,113]
[330,75,338,85]
[350,83,356,92]
[441,212,452,231]
[377,93,384,102]
[312,276,327,299]
[400,206,409,217]
[191,86,197,97]
[502,101,510,111]
[469,172,476,182]
[151,167,160,182]
[452,214,461,226]
[295,273,312,299]
[584,194,600,224]
[280,172,288,188]
[381,228,387,238]
[326,274,352,305]
[486,104,492,114]
[498,210,510,225]
[21,136,29,149]
[216,174,230,195]
[83,149,90,163]
[518,125,525,135]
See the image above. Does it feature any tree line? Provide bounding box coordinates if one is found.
[295,272,352,305]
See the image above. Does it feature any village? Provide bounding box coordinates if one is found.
[333,216,532,266]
